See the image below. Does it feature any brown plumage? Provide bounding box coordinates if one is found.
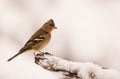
[7,19,57,61]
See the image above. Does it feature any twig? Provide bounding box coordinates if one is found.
[34,52,120,79]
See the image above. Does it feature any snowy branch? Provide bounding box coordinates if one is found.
[34,52,120,79]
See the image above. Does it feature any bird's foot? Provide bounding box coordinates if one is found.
[34,51,43,56]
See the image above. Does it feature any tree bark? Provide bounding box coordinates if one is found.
[34,52,120,79]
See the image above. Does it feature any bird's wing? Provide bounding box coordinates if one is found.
[24,32,48,47]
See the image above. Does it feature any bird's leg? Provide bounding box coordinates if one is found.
[34,51,43,56]
[38,51,43,53]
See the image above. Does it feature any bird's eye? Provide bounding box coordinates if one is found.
[49,23,54,27]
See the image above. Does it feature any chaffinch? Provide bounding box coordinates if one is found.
[7,19,57,61]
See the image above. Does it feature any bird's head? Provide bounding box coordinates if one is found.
[41,19,57,32]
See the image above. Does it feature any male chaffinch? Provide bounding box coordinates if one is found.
[7,19,57,61]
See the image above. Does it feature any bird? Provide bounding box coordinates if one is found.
[7,19,57,61]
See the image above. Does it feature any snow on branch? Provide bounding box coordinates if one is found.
[34,52,120,79]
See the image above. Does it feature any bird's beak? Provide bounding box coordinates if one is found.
[54,27,57,29]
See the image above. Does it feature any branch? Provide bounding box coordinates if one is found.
[34,52,120,79]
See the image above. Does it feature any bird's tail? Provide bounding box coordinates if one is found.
[7,47,27,62]
[7,52,22,61]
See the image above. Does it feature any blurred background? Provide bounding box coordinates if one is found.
[0,0,120,79]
